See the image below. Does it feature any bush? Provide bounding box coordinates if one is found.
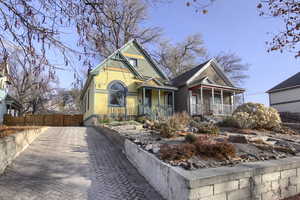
[233,103,281,130]
[99,115,111,124]
[160,135,236,161]
[232,112,256,129]
[159,143,196,161]
[194,138,236,160]
[159,123,176,138]
[190,121,219,135]
[185,134,197,143]
[136,115,149,123]
[218,116,238,127]
[167,112,191,130]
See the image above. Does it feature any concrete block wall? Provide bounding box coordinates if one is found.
[124,139,300,200]
[0,127,47,174]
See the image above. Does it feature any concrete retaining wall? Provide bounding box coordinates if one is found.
[125,139,300,200]
[0,127,48,174]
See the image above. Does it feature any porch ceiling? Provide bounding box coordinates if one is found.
[136,83,178,91]
[189,83,245,93]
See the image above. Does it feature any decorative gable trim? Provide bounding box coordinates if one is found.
[186,59,235,87]
[131,39,169,81]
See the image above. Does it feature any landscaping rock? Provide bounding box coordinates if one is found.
[228,135,248,144]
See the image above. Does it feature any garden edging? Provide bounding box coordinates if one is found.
[125,139,300,200]
[0,127,48,174]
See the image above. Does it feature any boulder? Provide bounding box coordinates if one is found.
[228,135,248,144]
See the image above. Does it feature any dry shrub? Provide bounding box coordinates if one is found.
[167,112,191,130]
[160,134,236,161]
[159,143,196,161]
[185,134,197,143]
[218,116,238,128]
[233,103,281,130]
[160,123,176,138]
[194,136,235,160]
[190,121,219,135]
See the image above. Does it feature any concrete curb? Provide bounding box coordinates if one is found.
[0,127,48,174]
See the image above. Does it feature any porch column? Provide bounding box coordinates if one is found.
[232,91,236,111]
[212,88,215,115]
[143,88,146,114]
[221,89,224,114]
[158,89,160,107]
[212,88,215,105]
[200,86,203,115]
[172,91,175,115]
[188,90,192,115]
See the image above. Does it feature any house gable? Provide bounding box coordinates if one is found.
[187,59,235,87]
[120,40,168,81]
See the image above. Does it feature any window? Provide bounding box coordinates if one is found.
[109,81,126,107]
[129,58,137,67]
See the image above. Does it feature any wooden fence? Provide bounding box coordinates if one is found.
[3,114,83,126]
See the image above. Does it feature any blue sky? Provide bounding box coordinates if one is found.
[58,0,300,105]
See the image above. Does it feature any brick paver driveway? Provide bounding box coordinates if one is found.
[0,127,163,200]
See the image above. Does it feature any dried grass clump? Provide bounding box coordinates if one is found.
[167,112,191,131]
[159,123,176,138]
[185,134,197,143]
[190,121,219,135]
[194,137,236,160]
[159,143,196,161]
[160,134,236,161]
[232,103,281,130]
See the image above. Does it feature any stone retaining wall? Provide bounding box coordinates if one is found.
[0,127,48,174]
[125,139,300,200]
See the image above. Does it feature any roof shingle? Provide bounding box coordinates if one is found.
[268,72,300,92]
[171,60,210,87]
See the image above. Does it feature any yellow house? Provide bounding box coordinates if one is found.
[81,39,177,125]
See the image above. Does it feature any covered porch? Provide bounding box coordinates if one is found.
[137,83,177,119]
[188,83,245,116]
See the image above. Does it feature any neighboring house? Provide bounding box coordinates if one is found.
[267,72,300,113]
[0,61,21,123]
[172,59,245,116]
[81,40,245,124]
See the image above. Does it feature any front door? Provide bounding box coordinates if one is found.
[145,89,152,108]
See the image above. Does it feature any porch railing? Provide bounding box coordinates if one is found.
[191,103,237,116]
[138,104,173,120]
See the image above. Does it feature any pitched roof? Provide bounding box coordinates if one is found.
[171,60,210,87]
[267,72,300,93]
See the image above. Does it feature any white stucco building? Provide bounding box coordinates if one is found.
[267,72,300,113]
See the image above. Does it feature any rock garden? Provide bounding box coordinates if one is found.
[101,103,300,170]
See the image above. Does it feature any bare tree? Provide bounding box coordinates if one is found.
[8,53,58,115]
[0,1,81,66]
[184,0,300,58]
[75,0,162,59]
[258,1,300,57]
[154,34,206,78]
[215,52,249,86]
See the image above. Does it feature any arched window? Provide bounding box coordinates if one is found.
[108,81,127,107]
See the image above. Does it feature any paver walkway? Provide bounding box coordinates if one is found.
[0,127,163,200]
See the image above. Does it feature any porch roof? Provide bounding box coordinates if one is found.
[136,82,178,91]
[188,83,245,93]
